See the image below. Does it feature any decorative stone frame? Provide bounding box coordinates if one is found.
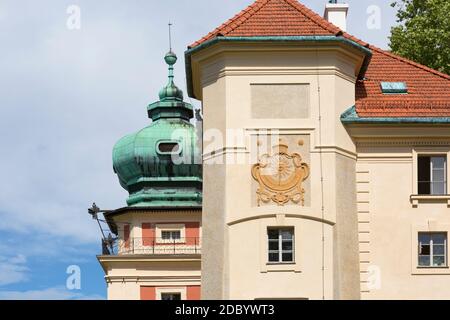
[411,222,450,275]
[411,148,450,207]
[259,214,302,273]
[155,224,186,244]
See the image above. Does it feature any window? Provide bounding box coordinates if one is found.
[161,293,181,301]
[418,232,447,267]
[268,228,294,263]
[157,141,181,155]
[418,156,447,195]
[161,230,181,241]
[380,82,408,94]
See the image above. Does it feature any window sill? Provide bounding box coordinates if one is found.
[410,195,450,207]
[412,266,450,275]
[155,241,186,245]
[262,262,300,273]
[266,262,295,266]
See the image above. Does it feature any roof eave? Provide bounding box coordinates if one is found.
[105,205,203,234]
[341,105,450,125]
[185,35,372,99]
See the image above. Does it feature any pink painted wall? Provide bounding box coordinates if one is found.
[140,286,156,300]
[140,286,201,300]
[187,286,201,300]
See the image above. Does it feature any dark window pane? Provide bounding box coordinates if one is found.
[282,241,293,251]
[433,256,446,267]
[419,244,430,255]
[268,230,279,240]
[419,256,430,266]
[269,241,279,251]
[432,233,447,245]
[419,233,432,244]
[418,182,431,195]
[162,231,171,240]
[269,252,279,262]
[282,253,293,262]
[418,157,431,194]
[172,231,181,239]
[281,230,293,240]
[433,245,445,255]
[161,293,181,301]
[158,143,180,153]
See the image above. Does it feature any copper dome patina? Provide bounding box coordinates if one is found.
[112,51,202,207]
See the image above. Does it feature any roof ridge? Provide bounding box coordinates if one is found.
[368,44,450,81]
[189,0,340,48]
[188,0,270,48]
[283,0,340,35]
[340,30,449,81]
[189,0,449,82]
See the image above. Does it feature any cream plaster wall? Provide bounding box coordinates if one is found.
[228,216,334,300]
[100,257,201,300]
[355,136,450,299]
[191,42,363,299]
[103,259,201,300]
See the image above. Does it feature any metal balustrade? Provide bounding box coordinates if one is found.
[102,237,201,255]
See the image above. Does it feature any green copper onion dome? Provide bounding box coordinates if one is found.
[112,51,202,207]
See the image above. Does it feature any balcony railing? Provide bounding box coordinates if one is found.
[102,237,202,256]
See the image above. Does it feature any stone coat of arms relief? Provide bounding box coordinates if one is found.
[252,141,310,206]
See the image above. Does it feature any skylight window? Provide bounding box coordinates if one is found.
[380,82,408,94]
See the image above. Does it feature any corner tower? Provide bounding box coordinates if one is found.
[186,0,368,300]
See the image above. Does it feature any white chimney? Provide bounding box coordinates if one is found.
[324,1,349,32]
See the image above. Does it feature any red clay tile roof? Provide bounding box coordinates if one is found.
[189,0,340,48]
[189,0,450,118]
[355,46,450,117]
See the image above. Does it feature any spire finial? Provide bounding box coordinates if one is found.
[168,21,173,52]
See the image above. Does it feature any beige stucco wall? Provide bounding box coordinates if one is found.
[101,258,201,300]
[192,41,363,299]
[334,153,360,299]
[353,135,450,299]
[202,163,228,299]
[228,216,334,299]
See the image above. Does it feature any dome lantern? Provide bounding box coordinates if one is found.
[148,51,193,122]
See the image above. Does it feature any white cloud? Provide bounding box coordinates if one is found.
[0,286,104,300]
[0,255,29,286]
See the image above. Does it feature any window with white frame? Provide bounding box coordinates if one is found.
[418,155,447,195]
[418,232,447,267]
[268,228,294,263]
[161,230,181,241]
[155,224,185,244]
[161,292,182,301]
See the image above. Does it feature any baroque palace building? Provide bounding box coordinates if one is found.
[97,0,450,300]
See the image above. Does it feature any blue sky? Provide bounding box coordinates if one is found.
[0,0,398,299]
